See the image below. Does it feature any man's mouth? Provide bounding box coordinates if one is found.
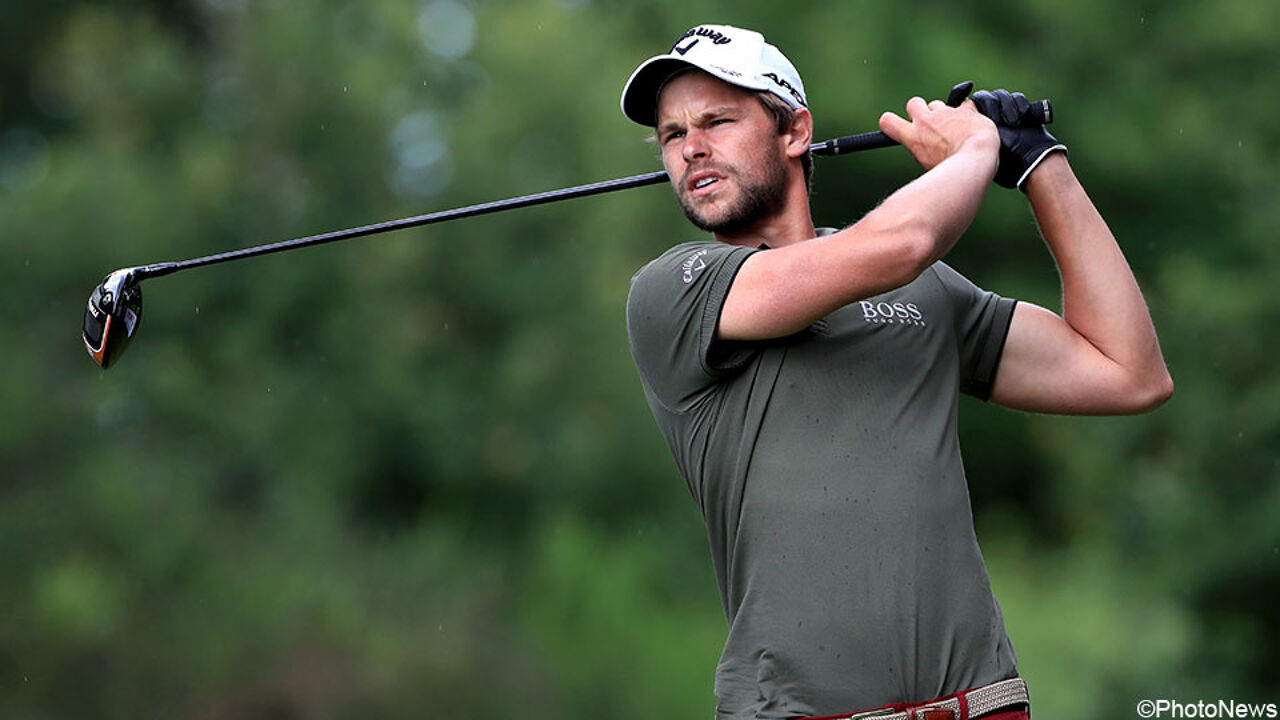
[687,172,725,196]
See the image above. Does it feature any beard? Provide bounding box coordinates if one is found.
[675,151,790,235]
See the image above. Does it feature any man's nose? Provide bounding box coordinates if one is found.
[682,129,710,162]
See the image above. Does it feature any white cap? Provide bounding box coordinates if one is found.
[620,24,807,127]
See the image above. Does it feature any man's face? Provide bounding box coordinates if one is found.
[655,71,790,235]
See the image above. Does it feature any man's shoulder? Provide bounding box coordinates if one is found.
[634,239,728,277]
[926,260,967,284]
[922,260,1003,304]
[630,239,755,292]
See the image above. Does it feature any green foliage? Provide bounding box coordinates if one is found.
[1,0,1275,717]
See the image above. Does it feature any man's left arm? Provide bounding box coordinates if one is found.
[989,153,1174,414]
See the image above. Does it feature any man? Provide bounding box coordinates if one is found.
[620,24,1173,720]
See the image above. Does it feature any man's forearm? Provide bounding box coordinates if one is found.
[861,136,999,270]
[1024,154,1172,393]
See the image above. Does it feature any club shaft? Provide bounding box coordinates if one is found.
[134,169,672,279]
[133,130,897,281]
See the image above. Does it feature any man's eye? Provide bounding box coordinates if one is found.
[662,131,685,144]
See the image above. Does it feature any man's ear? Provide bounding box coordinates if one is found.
[784,108,814,159]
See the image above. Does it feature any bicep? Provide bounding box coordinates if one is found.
[989,302,1150,415]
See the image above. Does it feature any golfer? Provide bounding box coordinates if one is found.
[621,24,1172,720]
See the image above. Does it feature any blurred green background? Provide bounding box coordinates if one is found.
[2,0,1277,717]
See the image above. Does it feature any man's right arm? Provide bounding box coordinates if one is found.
[717,98,1000,341]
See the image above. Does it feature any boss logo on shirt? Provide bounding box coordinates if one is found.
[859,300,927,327]
[681,249,709,284]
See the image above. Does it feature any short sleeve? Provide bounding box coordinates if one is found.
[931,262,1017,401]
[626,241,759,413]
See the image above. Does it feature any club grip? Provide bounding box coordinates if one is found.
[811,131,897,156]
[1026,97,1053,125]
[950,80,1055,128]
[945,81,974,107]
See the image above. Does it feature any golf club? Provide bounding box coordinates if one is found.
[84,81,1051,369]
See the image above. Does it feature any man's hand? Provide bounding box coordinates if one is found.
[970,89,1067,190]
[879,96,1000,172]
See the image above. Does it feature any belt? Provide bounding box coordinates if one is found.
[807,677,1030,720]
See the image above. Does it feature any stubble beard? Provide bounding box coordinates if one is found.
[676,152,790,235]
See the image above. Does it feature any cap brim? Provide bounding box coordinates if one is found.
[621,52,780,127]
[620,56,697,127]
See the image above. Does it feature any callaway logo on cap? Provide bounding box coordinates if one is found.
[620,24,807,127]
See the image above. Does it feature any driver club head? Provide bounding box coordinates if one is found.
[83,268,143,369]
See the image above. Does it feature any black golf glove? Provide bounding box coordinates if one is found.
[971,89,1066,190]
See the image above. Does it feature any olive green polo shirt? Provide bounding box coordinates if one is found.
[626,234,1019,719]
